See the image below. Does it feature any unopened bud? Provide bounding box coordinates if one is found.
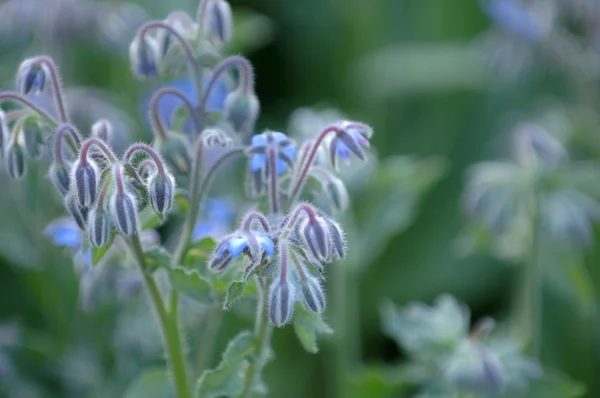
[224,89,260,134]
[72,160,98,207]
[16,59,49,94]
[88,207,111,247]
[91,119,112,142]
[299,275,326,314]
[443,340,505,392]
[22,118,45,160]
[129,36,159,79]
[49,161,72,196]
[155,133,191,175]
[325,177,349,211]
[148,172,175,215]
[4,142,26,180]
[65,192,88,231]
[301,216,330,263]
[111,192,138,236]
[269,279,295,327]
[205,0,233,44]
[325,218,345,259]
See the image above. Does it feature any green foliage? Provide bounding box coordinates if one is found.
[169,267,212,303]
[223,280,246,310]
[292,305,333,354]
[144,246,172,273]
[123,368,174,398]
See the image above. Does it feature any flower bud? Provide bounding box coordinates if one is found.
[158,11,196,57]
[88,207,111,247]
[148,172,175,215]
[205,0,233,44]
[65,192,88,230]
[301,216,330,263]
[16,59,48,94]
[269,279,295,327]
[224,89,260,134]
[155,133,191,175]
[111,192,138,236]
[129,36,159,79]
[73,161,98,207]
[299,275,326,314]
[91,119,112,142]
[325,176,349,211]
[49,161,72,196]
[22,118,45,160]
[209,248,233,273]
[4,142,26,180]
[0,110,7,151]
[324,218,345,259]
[443,340,505,392]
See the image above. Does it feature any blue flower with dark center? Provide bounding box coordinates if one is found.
[248,131,296,174]
[193,197,236,241]
[481,0,543,43]
[335,126,370,165]
[219,233,275,259]
[141,77,228,134]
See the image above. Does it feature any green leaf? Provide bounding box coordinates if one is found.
[292,305,333,353]
[144,247,172,274]
[169,266,212,303]
[227,8,274,54]
[123,368,173,398]
[91,233,114,265]
[194,331,254,398]
[349,364,422,398]
[223,280,246,310]
[185,237,217,268]
[523,369,586,398]
[139,206,165,230]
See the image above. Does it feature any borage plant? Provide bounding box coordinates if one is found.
[0,1,373,397]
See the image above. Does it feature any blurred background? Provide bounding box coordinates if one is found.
[0,0,599,397]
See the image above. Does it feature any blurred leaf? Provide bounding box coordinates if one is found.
[352,43,487,99]
[186,237,217,269]
[227,8,274,54]
[169,267,211,303]
[144,247,172,274]
[91,234,114,266]
[175,193,190,213]
[292,305,333,353]
[140,206,165,230]
[545,252,595,314]
[123,368,173,398]
[223,280,246,310]
[194,331,253,398]
[349,365,422,398]
[523,369,586,398]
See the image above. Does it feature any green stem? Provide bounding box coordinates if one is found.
[129,234,190,398]
[238,277,272,398]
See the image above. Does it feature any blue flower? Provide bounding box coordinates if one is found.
[248,131,296,174]
[481,0,543,42]
[219,234,275,258]
[141,77,228,134]
[335,126,370,165]
[44,217,92,269]
[209,231,275,272]
[193,197,236,241]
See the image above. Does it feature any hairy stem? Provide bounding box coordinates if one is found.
[34,56,69,123]
[0,92,58,126]
[129,234,190,398]
[199,56,254,112]
[150,87,203,138]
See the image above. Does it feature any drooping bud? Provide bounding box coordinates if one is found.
[324,218,345,259]
[4,142,26,180]
[0,110,7,151]
[269,279,295,327]
[300,216,331,262]
[49,161,72,196]
[205,0,233,44]
[72,160,98,207]
[208,247,233,273]
[514,123,565,169]
[129,36,160,79]
[16,59,49,94]
[88,207,111,247]
[65,192,88,230]
[22,118,45,160]
[224,89,260,134]
[155,133,192,175]
[157,11,196,57]
[443,340,505,392]
[329,121,373,167]
[111,192,138,236]
[299,275,326,314]
[91,119,112,142]
[147,172,175,215]
[325,176,349,211]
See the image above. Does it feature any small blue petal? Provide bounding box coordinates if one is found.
[276,159,287,174]
[282,145,296,161]
[257,235,275,256]
[251,134,267,147]
[226,237,248,258]
[44,219,82,249]
[336,141,351,159]
[250,154,267,172]
[193,222,217,241]
[271,132,287,143]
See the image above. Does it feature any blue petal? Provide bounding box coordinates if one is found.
[276,159,287,174]
[251,134,267,147]
[482,0,542,42]
[336,141,351,160]
[44,219,82,249]
[250,153,267,172]
[225,237,248,258]
[271,132,287,143]
[193,222,217,241]
[204,198,235,223]
[257,235,275,256]
[282,145,296,161]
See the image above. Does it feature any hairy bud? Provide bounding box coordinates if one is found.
[156,133,191,175]
[91,119,112,142]
[148,172,175,214]
[299,275,326,314]
[130,36,159,79]
[4,142,26,180]
[325,176,349,211]
[73,160,98,207]
[324,218,345,259]
[16,59,49,94]
[269,279,295,327]
[22,118,45,160]
[225,89,260,134]
[88,207,111,247]
[205,0,233,44]
[111,192,138,236]
[300,216,331,263]
[49,161,72,196]
[65,192,88,231]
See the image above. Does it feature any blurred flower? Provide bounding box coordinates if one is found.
[141,77,229,135]
[480,0,548,43]
[44,217,91,272]
[193,197,236,241]
[248,131,296,174]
